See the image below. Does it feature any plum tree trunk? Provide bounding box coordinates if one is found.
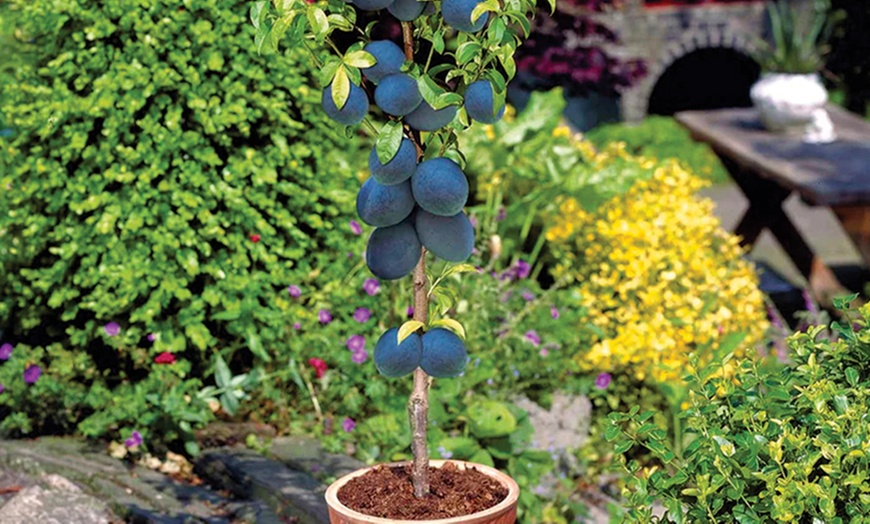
[401,20,431,499]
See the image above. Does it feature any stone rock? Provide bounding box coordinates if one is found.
[0,485,111,524]
[41,473,82,493]
[513,392,592,452]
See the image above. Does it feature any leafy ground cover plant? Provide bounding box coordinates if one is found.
[609,295,870,523]
[0,0,366,451]
[585,116,730,185]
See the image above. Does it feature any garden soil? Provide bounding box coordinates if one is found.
[337,462,507,519]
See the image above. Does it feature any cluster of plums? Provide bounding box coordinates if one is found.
[321,38,504,281]
[318,0,506,380]
[374,327,468,378]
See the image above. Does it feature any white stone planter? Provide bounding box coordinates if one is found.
[750,73,828,133]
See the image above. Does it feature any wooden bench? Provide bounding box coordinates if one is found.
[676,105,870,306]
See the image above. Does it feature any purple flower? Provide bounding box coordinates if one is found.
[406,306,415,317]
[287,285,302,298]
[363,278,380,296]
[346,335,366,353]
[469,215,478,228]
[0,383,4,394]
[147,333,157,342]
[318,309,332,324]
[23,365,41,385]
[515,260,531,279]
[353,308,372,323]
[512,369,520,378]
[486,378,494,385]
[124,430,143,448]
[104,322,121,337]
[349,220,363,235]
[540,348,549,357]
[437,446,453,459]
[595,372,612,390]
[496,207,507,221]
[550,306,560,319]
[351,349,368,364]
[802,289,818,314]
[293,322,301,330]
[342,417,356,432]
[522,290,534,301]
[524,330,541,347]
[0,343,12,361]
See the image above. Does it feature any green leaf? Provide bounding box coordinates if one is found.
[250,1,268,29]
[398,320,426,343]
[254,20,273,54]
[307,6,329,38]
[456,42,481,65]
[270,13,296,50]
[432,32,445,54]
[468,401,517,438]
[184,440,201,457]
[430,318,466,340]
[215,353,232,389]
[331,65,351,110]
[845,367,859,387]
[417,75,446,107]
[434,92,463,110]
[376,121,405,164]
[443,263,477,278]
[470,0,498,23]
[547,0,556,14]
[492,87,506,118]
[319,59,341,88]
[246,328,271,362]
[344,50,376,68]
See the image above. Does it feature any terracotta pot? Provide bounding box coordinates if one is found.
[324,459,520,524]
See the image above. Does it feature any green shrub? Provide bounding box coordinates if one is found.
[0,0,365,443]
[608,296,870,523]
[585,116,729,185]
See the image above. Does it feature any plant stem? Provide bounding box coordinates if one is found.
[401,18,431,499]
[408,249,431,497]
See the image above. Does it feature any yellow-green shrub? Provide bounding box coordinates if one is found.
[547,161,768,383]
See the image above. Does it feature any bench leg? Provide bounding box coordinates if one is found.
[832,205,870,273]
[720,157,849,307]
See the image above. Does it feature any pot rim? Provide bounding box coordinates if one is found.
[324,459,520,523]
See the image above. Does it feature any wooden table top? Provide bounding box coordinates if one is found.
[676,105,870,207]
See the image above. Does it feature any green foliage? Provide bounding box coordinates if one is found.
[584,116,730,185]
[609,297,870,523]
[0,0,364,445]
[757,0,840,74]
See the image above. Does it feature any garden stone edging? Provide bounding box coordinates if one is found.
[0,437,278,523]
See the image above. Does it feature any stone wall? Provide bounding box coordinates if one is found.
[600,0,769,121]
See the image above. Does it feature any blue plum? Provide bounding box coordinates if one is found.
[387,0,426,21]
[356,178,415,227]
[368,138,417,185]
[421,328,468,378]
[374,328,423,377]
[415,210,474,262]
[374,74,423,117]
[464,80,504,124]
[362,40,405,84]
[411,157,468,216]
[321,82,369,126]
[442,0,488,32]
[404,101,458,131]
[365,220,422,280]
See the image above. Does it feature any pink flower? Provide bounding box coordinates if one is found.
[521,290,534,301]
[124,430,143,448]
[342,417,356,432]
[353,308,372,323]
[147,333,157,342]
[346,335,366,353]
[351,350,368,364]
[350,220,363,235]
[308,358,328,379]
[287,285,302,298]
[250,233,261,243]
[595,372,612,390]
[0,383,4,394]
[363,279,380,296]
[524,330,541,347]
[154,352,176,365]
[293,322,301,330]
[23,365,41,385]
[550,306,560,319]
[406,306,415,317]
[318,309,332,324]
[0,343,12,361]
[104,322,121,337]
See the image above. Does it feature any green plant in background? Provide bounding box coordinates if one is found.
[609,295,870,523]
[0,0,366,449]
[757,0,839,74]
[584,116,730,185]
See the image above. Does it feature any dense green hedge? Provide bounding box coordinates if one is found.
[0,0,365,436]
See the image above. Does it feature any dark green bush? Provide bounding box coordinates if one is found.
[609,296,870,522]
[585,116,729,185]
[0,0,365,440]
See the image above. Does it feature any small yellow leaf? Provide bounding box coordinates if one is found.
[398,320,425,344]
[431,318,466,340]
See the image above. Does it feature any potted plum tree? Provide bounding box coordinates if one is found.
[252,0,541,520]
